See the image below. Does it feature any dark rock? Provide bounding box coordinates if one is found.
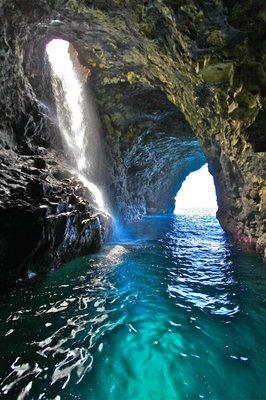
[0,148,112,291]
[53,169,72,180]
[21,166,42,175]
[26,180,45,199]
[34,157,46,169]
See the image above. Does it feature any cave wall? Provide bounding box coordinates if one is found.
[0,0,265,290]
[0,1,114,290]
[77,0,265,253]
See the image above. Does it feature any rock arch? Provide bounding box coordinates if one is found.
[0,0,265,289]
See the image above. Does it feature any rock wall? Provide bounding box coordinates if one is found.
[82,0,265,254]
[0,0,265,290]
[0,147,111,291]
[0,1,113,290]
[0,149,111,292]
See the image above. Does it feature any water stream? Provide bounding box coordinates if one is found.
[46,39,107,212]
[0,213,265,399]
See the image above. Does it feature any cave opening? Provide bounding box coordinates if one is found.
[174,163,217,215]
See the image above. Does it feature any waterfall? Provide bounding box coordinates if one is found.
[46,39,107,212]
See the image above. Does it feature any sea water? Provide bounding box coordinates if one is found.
[0,214,265,399]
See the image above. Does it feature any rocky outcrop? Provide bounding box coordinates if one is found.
[0,147,111,290]
[0,0,265,288]
[0,2,113,290]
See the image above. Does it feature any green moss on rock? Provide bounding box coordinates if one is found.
[67,0,89,14]
[257,5,266,22]
[206,30,226,47]
[200,63,234,85]
[235,90,260,109]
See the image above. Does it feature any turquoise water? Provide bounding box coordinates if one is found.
[0,214,265,400]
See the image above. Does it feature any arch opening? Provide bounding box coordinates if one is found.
[174,163,218,215]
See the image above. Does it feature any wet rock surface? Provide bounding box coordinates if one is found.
[0,148,111,291]
[0,0,265,287]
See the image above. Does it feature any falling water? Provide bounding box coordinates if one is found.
[46,39,107,211]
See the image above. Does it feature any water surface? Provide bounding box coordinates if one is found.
[0,214,265,399]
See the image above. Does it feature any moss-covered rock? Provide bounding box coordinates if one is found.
[235,90,260,109]
[257,5,266,22]
[206,30,226,47]
[200,63,234,85]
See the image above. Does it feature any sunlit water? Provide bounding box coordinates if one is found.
[0,214,266,399]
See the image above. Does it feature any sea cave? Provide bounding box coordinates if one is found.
[0,1,265,399]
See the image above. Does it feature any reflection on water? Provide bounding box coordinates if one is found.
[167,215,238,315]
[0,215,265,400]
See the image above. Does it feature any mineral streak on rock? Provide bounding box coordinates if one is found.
[0,0,265,289]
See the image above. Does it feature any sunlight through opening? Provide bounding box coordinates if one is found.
[174,164,217,215]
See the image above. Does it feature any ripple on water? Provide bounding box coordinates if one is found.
[0,216,265,400]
